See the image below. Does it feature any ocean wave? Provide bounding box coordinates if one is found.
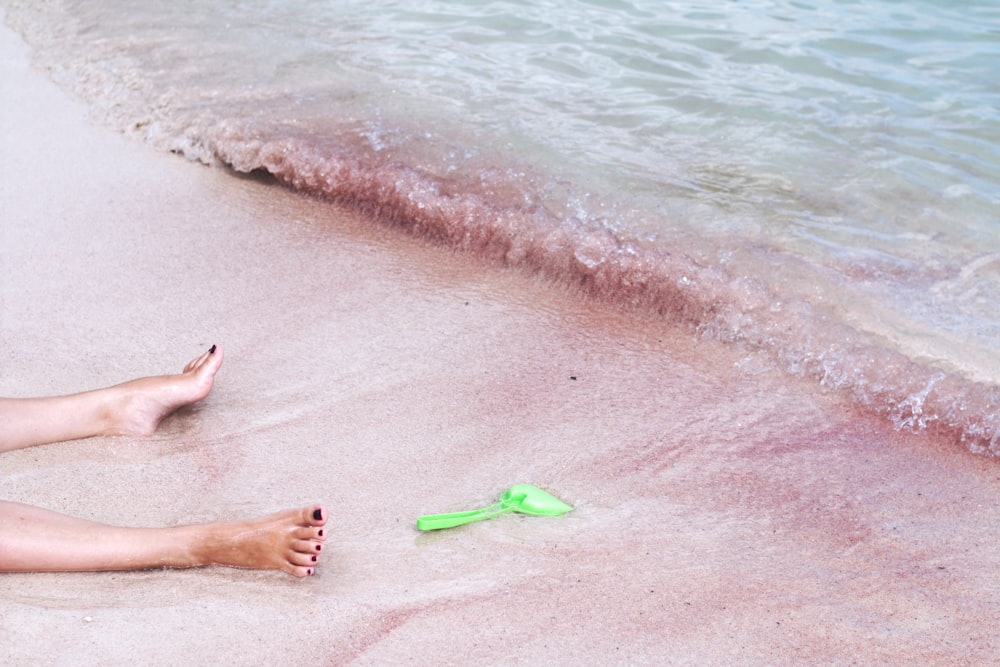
[6,0,997,455]
[205,120,1000,456]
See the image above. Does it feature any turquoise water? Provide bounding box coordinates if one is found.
[4,0,998,451]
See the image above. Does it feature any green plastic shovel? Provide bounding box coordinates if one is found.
[417,484,573,531]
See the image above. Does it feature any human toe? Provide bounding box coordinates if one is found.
[289,549,320,568]
[292,538,322,554]
[286,563,315,578]
[307,505,327,526]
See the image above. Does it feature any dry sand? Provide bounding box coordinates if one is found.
[2,16,999,665]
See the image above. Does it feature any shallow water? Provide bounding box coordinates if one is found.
[3,0,998,452]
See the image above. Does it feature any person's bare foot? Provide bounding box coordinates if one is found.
[191,505,328,577]
[105,345,224,436]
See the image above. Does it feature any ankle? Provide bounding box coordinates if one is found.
[95,382,153,437]
[185,523,233,569]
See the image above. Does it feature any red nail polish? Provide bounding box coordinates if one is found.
[318,529,324,537]
[313,509,323,521]
[209,344,217,354]
[315,544,321,551]
[311,555,317,562]
[308,568,314,575]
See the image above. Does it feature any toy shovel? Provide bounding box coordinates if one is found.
[417,484,573,531]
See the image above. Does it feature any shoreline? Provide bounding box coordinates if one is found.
[3,13,1000,665]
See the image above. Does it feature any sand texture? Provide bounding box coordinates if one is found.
[2,18,999,666]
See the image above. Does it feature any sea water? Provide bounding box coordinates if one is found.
[4,0,998,452]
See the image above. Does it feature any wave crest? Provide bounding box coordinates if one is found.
[207,121,1000,456]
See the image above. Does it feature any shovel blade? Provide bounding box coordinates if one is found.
[502,484,574,516]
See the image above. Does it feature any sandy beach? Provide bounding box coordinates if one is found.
[2,15,999,665]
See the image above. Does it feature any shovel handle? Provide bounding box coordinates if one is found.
[416,503,509,531]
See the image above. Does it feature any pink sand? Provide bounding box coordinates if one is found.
[2,16,998,665]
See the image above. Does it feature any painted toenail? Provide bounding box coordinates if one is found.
[209,344,217,354]
[311,555,317,562]
[313,509,323,521]
[308,568,314,575]
[316,544,321,551]
[318,529,324,537]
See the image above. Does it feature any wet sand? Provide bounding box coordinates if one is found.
[2,17,999,665]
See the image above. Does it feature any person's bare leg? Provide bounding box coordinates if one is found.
[0,346,224,453]
[0,501,327,577]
